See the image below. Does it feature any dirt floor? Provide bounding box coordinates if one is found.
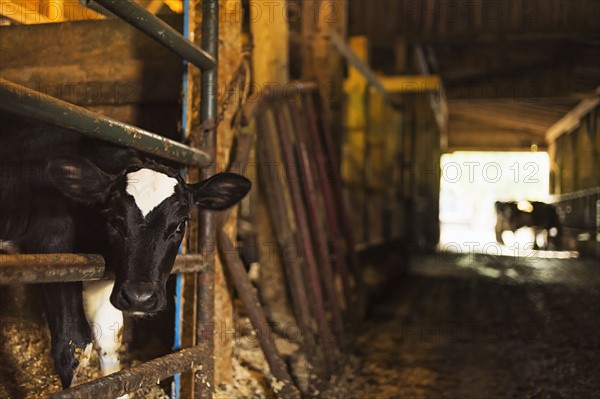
[2,252,598,398]
[322,252,600,399]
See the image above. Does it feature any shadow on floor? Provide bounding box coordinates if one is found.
[324,253,600,399]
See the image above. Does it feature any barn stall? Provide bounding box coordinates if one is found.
[0,1,599,398]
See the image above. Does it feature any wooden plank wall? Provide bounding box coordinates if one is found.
[548,105,599,257]
[0,17,183,141]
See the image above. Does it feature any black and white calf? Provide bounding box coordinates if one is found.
[0,121,251,391]
[495,200,561,250]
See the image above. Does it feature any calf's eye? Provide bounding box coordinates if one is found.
[176,220,187,234]
[109,222,126,238]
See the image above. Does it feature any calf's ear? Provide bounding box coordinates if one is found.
[190,172,251,210]
[47,158,115,204]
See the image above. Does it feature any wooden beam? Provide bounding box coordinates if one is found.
[251,0,288,86]
[0,0,60,23]
[342,36,368,183]
[342,35,369,244]
[394,36,407,73]
[300,0,316,79]
[447,144,548,152]
[304,0,347,155]
[331,30,397,107]
[415,45,448,149]
[546,91,600,143]
[378,74,440,93]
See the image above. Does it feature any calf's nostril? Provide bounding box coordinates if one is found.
[117,283,163,312]
[131,290,153,303]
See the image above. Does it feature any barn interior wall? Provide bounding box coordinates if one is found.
[548,106,600,257]
[550,107,600,195]
[340,59,441,252]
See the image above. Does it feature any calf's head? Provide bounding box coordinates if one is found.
[48,158,251,314]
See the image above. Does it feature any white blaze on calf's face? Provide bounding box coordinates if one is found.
[125,169,178,217]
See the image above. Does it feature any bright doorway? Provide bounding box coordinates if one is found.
[438,151,560,256]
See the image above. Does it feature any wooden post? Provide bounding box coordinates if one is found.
[389,105,404,240]
[212,0,244,386]
[301,0,347,155]
[251,0,289,86]
[394,36,407,73]
[250,0,293,328]
[411,97,441,251]
[342,36,368,246]
[548,140,559,195]
[384,38,405,241]
[366,86,385,244]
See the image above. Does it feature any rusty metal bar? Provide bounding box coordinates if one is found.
[274,104,336,374]
[307,91,366,313]
[241,82,319,126]
[222,125,303,395]
[0,79,212,166]
[194,0,219,397]
[301,94,354,319]
[285,102,345,342]
[85,0,216,71]
[255,111,318,366]
[49,346,205,398]
[217,226,301,399]
[0,254,207,284]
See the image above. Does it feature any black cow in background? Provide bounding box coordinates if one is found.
[495,201,561,250]
[0,112,251,392]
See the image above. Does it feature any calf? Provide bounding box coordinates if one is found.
[494,201,560,250]
[0,117,251,391]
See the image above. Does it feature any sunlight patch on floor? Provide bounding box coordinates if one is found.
[438,223,578,259]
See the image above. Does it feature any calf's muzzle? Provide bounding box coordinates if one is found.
[111,281,166,313]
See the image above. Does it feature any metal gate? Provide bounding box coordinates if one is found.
[0,1,224,397]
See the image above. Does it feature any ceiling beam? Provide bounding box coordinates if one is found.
[330,31,398,108]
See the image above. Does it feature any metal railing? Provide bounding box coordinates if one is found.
[84,0,216,71]
[0,253,207,284]
[0,79,212,167]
